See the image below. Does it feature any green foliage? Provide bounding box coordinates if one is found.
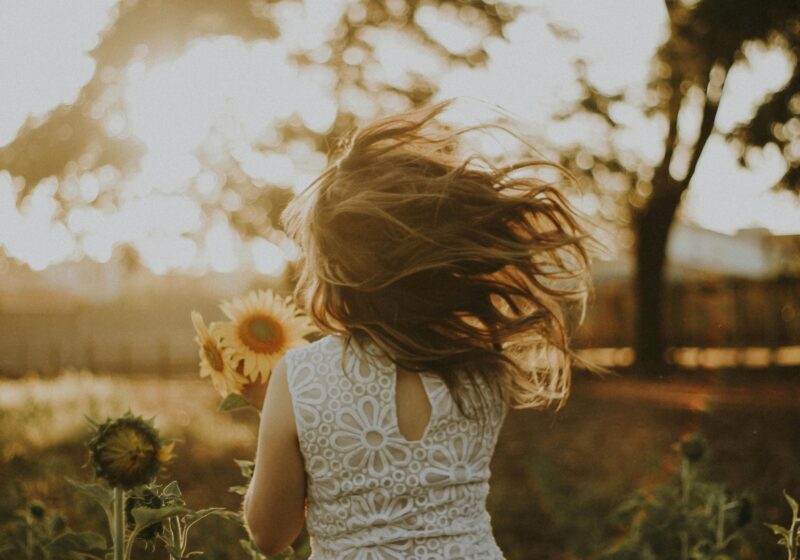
[230,458,257,496]
[601,433,754,560]
[0,409,309,560]
[46,531,108,560]
[765,491,800,559]
[124,481,236,559]
[66,478,114,519]
[0,501,75,560]
[219,393,254,413]
[524,456,608,557]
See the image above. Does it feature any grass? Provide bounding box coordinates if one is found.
[1,367,799,558]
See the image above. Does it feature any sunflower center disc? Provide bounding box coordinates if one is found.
[204,344,224,372]
[250,318,276,342]
[241,315,285,353]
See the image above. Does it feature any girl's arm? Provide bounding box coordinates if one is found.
[243,357,307,556]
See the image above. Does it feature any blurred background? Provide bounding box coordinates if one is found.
[1,0,799,558]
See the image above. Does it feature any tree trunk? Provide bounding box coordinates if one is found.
[634,186,684,370]
[633,60,728,371]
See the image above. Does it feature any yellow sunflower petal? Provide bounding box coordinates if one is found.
[214,289,316,385]
[157,442,175,464]
[191,310,209,338]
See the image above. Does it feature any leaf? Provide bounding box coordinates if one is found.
[163,480,182,498]
[239,539,269,560]
[234,459,255,478]
[764,523,791,540]
[184,507,230,525]
[228,484,246,495]
[218,393,252,412]
[783,490,799,519]
[132,505,191,531]
[65,479,113,513]
[46,531,108,557]
[221,511,244,526]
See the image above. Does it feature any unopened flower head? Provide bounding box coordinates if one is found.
[679,433,706,463]
[87,412,174,489]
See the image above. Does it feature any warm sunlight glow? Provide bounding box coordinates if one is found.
[0,0,798,274]
[251,238,288,276]
[0,173,75,270]
[0,0,118,147]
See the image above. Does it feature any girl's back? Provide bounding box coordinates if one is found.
[242,100,593,558]
[285,334,508,559]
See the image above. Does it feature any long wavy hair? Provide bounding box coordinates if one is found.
[281,100,593,418]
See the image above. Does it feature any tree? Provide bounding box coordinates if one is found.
[563,0,799,367]
[0,0,520,258]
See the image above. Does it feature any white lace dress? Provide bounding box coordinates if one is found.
[284,334,509,560]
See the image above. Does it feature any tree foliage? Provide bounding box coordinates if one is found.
[0,0,521,246]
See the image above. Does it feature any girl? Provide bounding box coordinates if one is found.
[243,101,592,559]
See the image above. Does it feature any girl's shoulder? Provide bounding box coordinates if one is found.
[285,334,344,365]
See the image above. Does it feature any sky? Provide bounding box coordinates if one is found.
[0,0,798,275]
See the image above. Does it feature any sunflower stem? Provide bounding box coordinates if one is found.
[113,487,125,560]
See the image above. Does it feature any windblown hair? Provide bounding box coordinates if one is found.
[281,101,593,418]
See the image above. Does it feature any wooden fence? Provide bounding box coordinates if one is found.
[0,278,798,376]
[576,278,800,350]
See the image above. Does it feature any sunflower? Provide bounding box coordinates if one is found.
[216,289,315,383]
[191,311,247,397]
[87,412,174,489]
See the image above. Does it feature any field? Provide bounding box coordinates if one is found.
[2,367,799,559]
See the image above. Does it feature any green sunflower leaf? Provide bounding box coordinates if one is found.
[45,531,107,557]
[218,393,252,413]
[234,459,255,477]
[65,479,113,513]
[163,480,182,499]
[132,505,191,531]
[783,490,799,518]
[184,507,237,530]
[229,484,248,496]
[764,523,791,540]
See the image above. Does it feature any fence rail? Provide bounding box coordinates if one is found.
[0,278,798,376]
[576,278,800,350]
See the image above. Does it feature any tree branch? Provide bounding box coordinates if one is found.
[681,63,730,190]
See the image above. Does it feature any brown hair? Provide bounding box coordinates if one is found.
[281,100,593,418]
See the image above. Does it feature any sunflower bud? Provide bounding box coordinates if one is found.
[87,412,174,489]
[28,500,46,521]
[679,433,706,463]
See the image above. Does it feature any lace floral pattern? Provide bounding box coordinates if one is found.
[285,335,508,560]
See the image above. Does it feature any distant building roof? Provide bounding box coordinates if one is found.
[592,221,800,283]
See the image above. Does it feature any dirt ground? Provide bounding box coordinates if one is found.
[2,367,799,559]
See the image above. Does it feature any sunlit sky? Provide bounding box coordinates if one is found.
[0,0,798,274]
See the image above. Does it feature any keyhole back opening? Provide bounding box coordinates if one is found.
[394,366,433,442]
